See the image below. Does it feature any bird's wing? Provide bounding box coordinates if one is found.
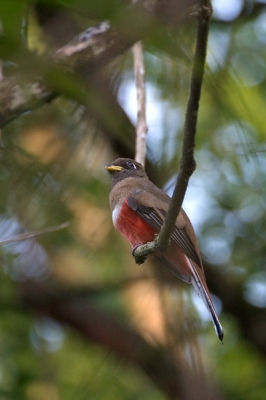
[127,196,201,266]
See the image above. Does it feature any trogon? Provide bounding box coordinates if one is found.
[106,158,223,341]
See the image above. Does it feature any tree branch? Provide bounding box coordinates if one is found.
[0,22,134,128]
[0,1,196,128]
[132,41,148,166]
[133,0,212,264]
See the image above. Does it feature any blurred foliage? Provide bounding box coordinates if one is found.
[1,0,266,399]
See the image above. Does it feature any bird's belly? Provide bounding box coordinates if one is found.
[113,200,157,247]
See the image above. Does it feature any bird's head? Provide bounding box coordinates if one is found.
[105,158,147,186]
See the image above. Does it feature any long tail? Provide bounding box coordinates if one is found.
[155,251,224,341]
[186,257,224,342]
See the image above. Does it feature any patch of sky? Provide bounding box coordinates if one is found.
[244,272,266,308]
[200,228,234,265]
[30,317,64,352]
[0,216,50,281]
[119,78,183,162]
[207,29,231,71]
[212,0,243,21]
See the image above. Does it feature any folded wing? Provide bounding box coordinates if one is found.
[127,196,224,341]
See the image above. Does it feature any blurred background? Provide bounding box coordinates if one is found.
[0,0,266,399]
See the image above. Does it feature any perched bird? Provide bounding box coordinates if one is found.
[105,158,224,341]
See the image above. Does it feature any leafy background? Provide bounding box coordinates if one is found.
[0,0,266,399]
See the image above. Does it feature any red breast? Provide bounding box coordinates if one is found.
[112,198,158,247]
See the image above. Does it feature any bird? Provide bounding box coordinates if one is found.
[105,157,224,341]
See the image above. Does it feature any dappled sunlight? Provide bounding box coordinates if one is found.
[65,193,111,248]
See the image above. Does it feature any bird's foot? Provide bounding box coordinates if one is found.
[132,244,148,265]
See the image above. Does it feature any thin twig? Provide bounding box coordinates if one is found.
[133,0,212,263]
[0,221,69,247]
[132,41,148,166]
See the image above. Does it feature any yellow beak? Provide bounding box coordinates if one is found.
[105,165,123,172]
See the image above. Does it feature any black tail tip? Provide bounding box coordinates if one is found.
[217,328,224,343]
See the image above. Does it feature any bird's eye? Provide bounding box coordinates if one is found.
[126,161,137,170]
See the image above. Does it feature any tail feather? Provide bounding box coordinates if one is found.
[186,257,224,342]
[155,250,224,341]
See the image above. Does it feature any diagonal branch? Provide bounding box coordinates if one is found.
[133,0,212,263]
[0,22,134,127]
[0,1,196,129]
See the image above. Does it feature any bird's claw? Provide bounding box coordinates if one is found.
[132,244,148,265]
